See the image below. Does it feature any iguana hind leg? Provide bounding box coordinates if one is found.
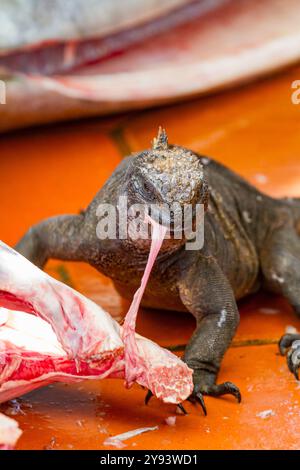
[261,225,300,315]
[261,224,300,379]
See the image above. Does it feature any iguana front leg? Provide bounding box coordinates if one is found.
[15,214,87,268]
[178,254,241,413]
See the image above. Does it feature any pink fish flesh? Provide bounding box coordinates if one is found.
[0,222,193,448]
[0,0,300,131]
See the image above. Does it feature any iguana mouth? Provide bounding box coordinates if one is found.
[149,203,200,237]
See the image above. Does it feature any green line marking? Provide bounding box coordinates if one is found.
[166,338,279,352]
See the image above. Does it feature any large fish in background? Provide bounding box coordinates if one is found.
[0,0,300,132]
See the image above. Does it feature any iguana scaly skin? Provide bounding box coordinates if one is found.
[16,128,300,412]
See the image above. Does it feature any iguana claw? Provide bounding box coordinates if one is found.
[187,392,207,416]
[177,403,187,415]
[145,390,153,405]
[144,390,188,415]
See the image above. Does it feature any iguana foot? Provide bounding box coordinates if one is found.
[188,380,241,416]
[279,333,300,380]
[144,379,240,416]
[197,381,241,402]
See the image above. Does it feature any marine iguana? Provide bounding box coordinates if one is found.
[16,128,300,414]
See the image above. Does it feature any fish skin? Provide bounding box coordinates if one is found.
[0,0,220,75]
[0,0,190,51]
[0,0,300,131]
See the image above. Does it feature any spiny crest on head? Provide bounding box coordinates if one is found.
[152,127,168,151]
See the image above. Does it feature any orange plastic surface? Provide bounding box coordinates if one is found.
[1,65,300,450]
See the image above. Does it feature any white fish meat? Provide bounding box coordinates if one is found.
[0,221,193,448]
[0,413,22,450]
[0,235,193,404]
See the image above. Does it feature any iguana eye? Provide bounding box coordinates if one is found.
[130,176,155,200]
[142,181,155,199]
[143,181,152,193]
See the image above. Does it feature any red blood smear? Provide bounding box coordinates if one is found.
[4,349,124,383]
[0,291,35,314]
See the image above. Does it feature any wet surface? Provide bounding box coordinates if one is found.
[1,64,300,449]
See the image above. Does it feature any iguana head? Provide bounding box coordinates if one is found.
[122,128,208,249]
